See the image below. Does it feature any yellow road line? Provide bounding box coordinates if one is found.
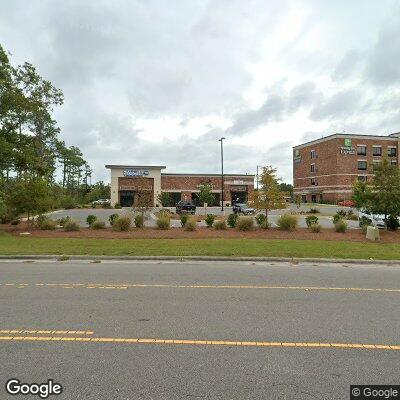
[0,335,398,350]
[0,329,94,335]
[0,283,399,293]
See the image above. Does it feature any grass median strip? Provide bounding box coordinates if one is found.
[1,234,400,260]
[0,335,398,351]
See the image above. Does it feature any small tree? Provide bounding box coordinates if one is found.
[250,166,287,220]
[6,177,52,222]
[157,192,171,207]
[352,159,400,229]
[133,176,153,216]
[198,182,215,215]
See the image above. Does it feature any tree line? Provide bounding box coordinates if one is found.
[0,44,109,222]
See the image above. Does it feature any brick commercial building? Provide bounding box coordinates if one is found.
[293,132,400,203]
[106,165,254,207]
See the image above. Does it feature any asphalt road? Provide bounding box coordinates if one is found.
[1,260,398,399]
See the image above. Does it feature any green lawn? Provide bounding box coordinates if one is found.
[0,233,399,259]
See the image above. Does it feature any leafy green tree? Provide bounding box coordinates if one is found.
[6,178,52,221]
[198,182,215,214]
[278,182,293,197]
[352,159,400,229]
[157,192,171,207]
[250,166,287,219]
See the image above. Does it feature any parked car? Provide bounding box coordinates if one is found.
[358,208,385,228]
[176,201,196,214]
[338,200,355,207]
[232,203,255,215]
[92,199,111,206]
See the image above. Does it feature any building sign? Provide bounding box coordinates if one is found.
[293,149,302,163]
[344,138,352,147]
[340,138,355,155]
[123,169,150,177]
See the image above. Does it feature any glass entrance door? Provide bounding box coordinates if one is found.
[119,191,134,207]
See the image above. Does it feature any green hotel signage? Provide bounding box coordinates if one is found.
[344,138,352,147]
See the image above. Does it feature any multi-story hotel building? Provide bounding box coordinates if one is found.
[106,165,254,207]
[293,132,400,203]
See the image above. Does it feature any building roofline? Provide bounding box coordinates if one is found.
[105,165,166,169]
[293,133,399,149]
[162,173,255,177]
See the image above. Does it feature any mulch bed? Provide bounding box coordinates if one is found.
[2,222,399,243]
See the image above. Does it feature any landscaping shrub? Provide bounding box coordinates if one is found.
[361,224,369,234]
[386,215,400,231]
[184,218,197,231]
[91,220,106,229]
[39,218,56,230]
[60,195,77,210]
[159,209,171,215]
[214,220,227,230]
[255,214,266,227]
[156,214,170,230]
[10,219,21,225]
[57,216,71,227]
[337,210,347,217]
[109,213,120,226]
[134,213,144,228]
[310,223,321,233]
[64,220,80,231]
[35,214,49,228]
[112,216,132,231]
[334,220,347,233]
[305,215,319,227]
[227,213,238,228]
[86,214,97,226]
[103,204,112,209]
[205,214,215,227]
[277,214,297,231]
[114,203,122,209]
[309,208,320,214]
[180,214,189,227]
[261,220,270,229]
[332,213,343,224]
[236,216,254,231]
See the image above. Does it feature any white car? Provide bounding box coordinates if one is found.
[358,209,386,228]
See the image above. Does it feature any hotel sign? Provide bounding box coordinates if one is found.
[293,149,302,163]
[340,138,355,155]
[123,169,150,177]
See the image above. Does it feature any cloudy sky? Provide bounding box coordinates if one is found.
[1,0,400,183]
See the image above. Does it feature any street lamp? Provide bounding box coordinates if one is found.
[256,165,263,191]
[218,137,226,212]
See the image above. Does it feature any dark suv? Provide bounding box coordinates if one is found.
[176,201,196,215]
[232,203,255,215]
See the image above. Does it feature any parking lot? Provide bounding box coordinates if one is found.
[46,204,359,229]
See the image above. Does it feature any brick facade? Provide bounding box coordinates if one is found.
[293,133,400,203]
[161,174,254,204]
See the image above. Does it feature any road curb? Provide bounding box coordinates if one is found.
[0,255,399,265]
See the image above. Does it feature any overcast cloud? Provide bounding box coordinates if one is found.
[1,0,400,183]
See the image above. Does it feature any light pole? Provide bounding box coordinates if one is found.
[219,137,226,212]
[256,165,263,191]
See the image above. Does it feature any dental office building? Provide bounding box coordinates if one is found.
[106,165,254,207]
[293,132,400,203]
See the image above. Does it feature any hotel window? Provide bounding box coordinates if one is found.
[357,176,367,182]
[310,164,315,173]
[310,150,316,159]
[357,145,367,156]
[388,147,397,157]
[372,146,382,156]
[358,160,367,170]
[311,178,317,186]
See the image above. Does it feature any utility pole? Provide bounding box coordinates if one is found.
[218,137,226,212]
